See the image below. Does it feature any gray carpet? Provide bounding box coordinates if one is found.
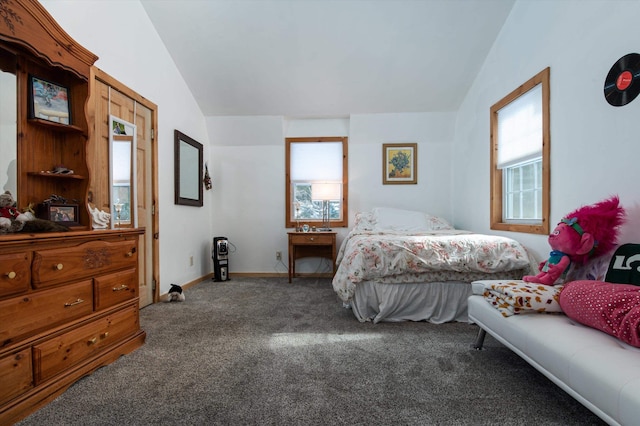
[18,277,605,426]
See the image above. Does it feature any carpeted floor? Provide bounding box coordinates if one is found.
[17,277,605,425]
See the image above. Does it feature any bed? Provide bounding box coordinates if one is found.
[332,207,535,323]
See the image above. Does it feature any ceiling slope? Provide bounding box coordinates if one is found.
[140,0,515,117]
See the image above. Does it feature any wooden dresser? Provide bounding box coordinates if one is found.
[0,230,146,424]
[0,2,147,422]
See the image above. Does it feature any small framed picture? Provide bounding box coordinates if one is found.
[383,143,417,184]
[28,75,71,125]
[39,203,79,226]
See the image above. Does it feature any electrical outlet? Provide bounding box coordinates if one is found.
[276,251,282,261]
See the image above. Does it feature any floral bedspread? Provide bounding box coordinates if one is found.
[332,230,533,303]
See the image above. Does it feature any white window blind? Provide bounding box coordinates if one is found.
[290,142,343,181]
[497,84,542,169]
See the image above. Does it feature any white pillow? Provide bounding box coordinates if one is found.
[425,215,454,231]
[372,207,430,232]
[353,211,375,231]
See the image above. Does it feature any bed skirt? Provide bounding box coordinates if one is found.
[349,281,472,324]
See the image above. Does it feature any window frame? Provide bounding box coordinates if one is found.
[490,67,550,235]
[285,136,348,229]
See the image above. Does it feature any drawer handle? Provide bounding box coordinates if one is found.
[5,271,16,279]
[54,263,64,271]
[64,298,85,307]
[309,237,315,241]
[112,284,129,292]
[101,332,110,339]
[126,251,133,257]
[87,337,97,345]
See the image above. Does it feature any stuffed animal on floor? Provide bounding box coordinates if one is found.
[166,284,185,302]
[523,195,625,285]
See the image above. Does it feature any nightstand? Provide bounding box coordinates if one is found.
[288,231,337,283]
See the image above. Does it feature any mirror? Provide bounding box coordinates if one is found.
[109,115,137,228]
[0,50,17,199]
[174,130,203,207]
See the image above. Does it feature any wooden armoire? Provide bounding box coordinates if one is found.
[0,1,146,423]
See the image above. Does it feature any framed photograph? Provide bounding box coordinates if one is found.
[39,203,79,226]
[383,143,417,184]
[28,75,71,125]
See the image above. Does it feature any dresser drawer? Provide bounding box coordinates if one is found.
[33,303,139,384]
[32,239,137,288]
[290,234,334,245]
[0,280,93,349]
[0,252,31,299]
[94,269,137,310]
[0,348,33,405]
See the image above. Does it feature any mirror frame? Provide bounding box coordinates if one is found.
[0,49,17,202]
[174,130,203,207]
[109,115,137,228]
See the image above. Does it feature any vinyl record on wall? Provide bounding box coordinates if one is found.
[604,53,640,106]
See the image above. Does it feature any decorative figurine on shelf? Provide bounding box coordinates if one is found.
[88,204,111,229]
[523,195,625,286]
[114,200,124,227]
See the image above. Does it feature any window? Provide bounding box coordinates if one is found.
[490,68,550,234]
[285,137,348,229]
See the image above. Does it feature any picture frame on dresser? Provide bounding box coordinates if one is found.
[38,203,80,226]
[28,75,71,125]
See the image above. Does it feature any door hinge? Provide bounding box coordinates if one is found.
[153,232,159,239]
[152,278,156,291]
[151,128,155,140]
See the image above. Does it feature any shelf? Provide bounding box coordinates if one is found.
[28,171,85,180]
[27,118,85,134]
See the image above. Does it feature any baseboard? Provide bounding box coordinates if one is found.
[181,273,214,289]
[228,272,288,278]
[230,272,333,279]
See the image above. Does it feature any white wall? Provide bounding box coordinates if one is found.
[453,0,640,263]
[42,0,638,280]
[207,112,455,273]
[41,0,212,293]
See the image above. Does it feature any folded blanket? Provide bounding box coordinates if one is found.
[483,280,563,317]
[560,280,640,347]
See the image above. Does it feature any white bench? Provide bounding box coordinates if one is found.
[469,280,640,426]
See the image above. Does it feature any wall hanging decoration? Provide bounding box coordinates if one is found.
[604,53,640,106]
[203,162,212,190]
[28,75,71,124]
[382,143,417,184]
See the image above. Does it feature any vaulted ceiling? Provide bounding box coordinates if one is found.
[140,0,515,117]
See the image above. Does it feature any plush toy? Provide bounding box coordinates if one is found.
[523,195,625,286]
[0,191,69,234]
[165,284,185,302]
[0,191,30,222]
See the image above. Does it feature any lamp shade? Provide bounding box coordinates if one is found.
[311,182,341,201]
